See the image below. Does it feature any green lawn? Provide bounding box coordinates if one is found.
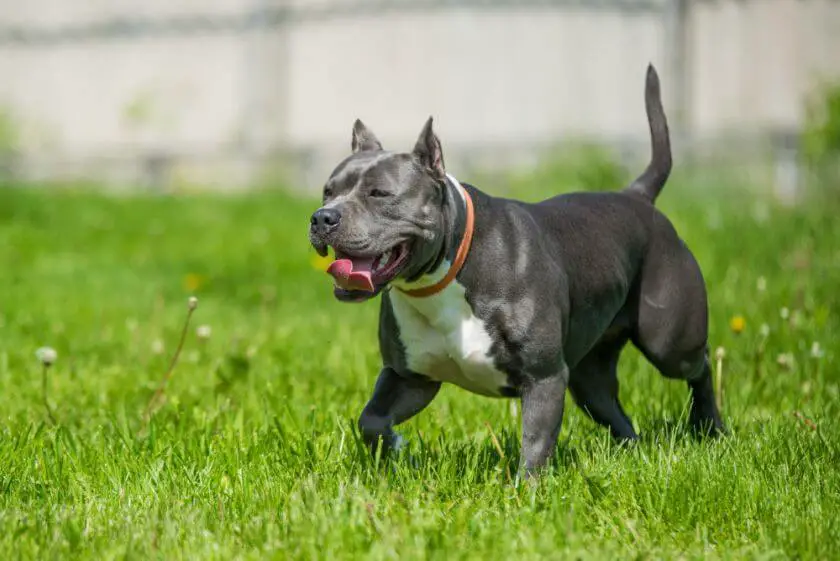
[0,177,838,560]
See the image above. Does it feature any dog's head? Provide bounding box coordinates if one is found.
[309,117,454,302]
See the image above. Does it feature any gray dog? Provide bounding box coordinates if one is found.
[309,65,725,475]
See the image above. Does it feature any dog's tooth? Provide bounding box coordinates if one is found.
[381,250,391,265]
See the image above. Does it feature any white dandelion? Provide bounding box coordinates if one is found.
[36,347,57,367]
[196,325,212,340]
[36,346,58,423]
[777,353,795,369]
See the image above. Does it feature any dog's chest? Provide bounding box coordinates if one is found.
[388,283,510,397]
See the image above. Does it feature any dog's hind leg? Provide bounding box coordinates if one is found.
[631,244,726,436]
[684,352,725,435]
[569,338,638,441]
[637,341,725,436]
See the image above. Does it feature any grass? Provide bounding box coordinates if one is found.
[0,174,838,560]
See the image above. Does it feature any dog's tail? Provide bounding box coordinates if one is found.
[624,64,672,204]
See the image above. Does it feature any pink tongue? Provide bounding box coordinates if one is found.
[326,257,376,293]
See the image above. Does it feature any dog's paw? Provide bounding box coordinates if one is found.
[386,434,425,473]
[391,433,406,453]
[689,416,728,439]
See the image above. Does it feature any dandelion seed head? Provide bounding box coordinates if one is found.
[777,353,795,369]
[196,325,212,340]
[36,347,57,367]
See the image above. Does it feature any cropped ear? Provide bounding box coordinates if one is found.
[412,116,445,179]
[351,119,383,153]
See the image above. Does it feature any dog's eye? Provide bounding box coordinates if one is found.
[323,188,333,200]
[369,189,391,198]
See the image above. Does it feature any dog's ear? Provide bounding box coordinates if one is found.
[351,119,383,153]
[413,116,445,179]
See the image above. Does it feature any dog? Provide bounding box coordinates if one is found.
[308,65,725,475]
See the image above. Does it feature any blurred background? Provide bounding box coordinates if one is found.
[1,0,839,199]
[1,5,839,555]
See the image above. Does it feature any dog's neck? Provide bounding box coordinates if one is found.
[395,173,470,293]
[438,173,469,265]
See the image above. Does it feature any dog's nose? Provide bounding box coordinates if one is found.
[310,207,341,235]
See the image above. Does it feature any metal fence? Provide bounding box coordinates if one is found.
[1,0,838,197]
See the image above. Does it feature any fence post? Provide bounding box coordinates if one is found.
[663,0,690,146]
[241,0,291,186]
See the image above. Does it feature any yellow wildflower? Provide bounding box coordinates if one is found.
[310,253,333,272]
[729,315,745,334]
[183,273,205,292]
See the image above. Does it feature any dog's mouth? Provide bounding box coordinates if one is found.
[326,242,411,302]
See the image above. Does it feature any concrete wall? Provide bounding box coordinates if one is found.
[1,0,839,188]
[690,0,840,134]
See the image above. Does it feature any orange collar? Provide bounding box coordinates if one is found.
[398,180,475,298]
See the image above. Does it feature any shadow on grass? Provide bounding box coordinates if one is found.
[345,414,740,484]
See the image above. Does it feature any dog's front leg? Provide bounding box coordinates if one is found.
[520,366,570,476]
[358,367,441,455]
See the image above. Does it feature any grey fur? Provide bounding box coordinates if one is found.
[309,64,725,475]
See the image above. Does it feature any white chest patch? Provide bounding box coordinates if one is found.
[389,273,510,397]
